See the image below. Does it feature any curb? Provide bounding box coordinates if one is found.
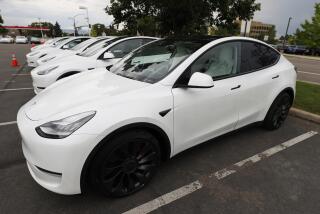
[284,54,320,61]
[289,108,320,124]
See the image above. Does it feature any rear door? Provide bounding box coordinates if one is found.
[235,41,281,128]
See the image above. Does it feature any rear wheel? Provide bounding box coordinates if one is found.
[263,93,292,130]
[90,130,161,197]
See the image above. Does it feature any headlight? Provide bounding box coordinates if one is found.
[35,111,96,139]
[41,56,56,63]
[37,65,59,75]
[39,54,47,58]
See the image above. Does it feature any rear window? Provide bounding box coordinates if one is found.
[240,41,280,73]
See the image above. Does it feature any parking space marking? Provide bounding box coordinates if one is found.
[123,131,318,214]
[11,74,31,76]
[0,121,17,126]
[298,71,320,76]
[0,88,33,92]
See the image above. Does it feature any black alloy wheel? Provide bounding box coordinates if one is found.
[90,130,160,197]
[264,93,292,130]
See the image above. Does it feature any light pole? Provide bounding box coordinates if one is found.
[79,6,90,36]
[282,17,292,50]
[38,17,44,39]
[68,14,84,36]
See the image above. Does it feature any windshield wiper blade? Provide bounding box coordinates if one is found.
[116,73,134,80]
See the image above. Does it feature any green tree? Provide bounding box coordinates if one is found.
[106,0,260,36]
[267,25,276,44]
[0,14,8,35]
[29,22,54,37]
[91,23,106,36]
[53,22,63,37]
[295,3,320,50]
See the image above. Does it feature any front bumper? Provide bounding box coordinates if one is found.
[31,72,56,94]
[17,107,99,195]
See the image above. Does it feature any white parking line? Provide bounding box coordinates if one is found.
[11,74,31,76]
[0,88,33,92]
[298,71,320,76]
[0,121,17,126]
[123,131,318,214]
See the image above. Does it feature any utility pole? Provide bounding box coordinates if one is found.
[282,17,292,50]
[38,18,44,39]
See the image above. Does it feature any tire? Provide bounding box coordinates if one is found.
[263,93,292,130]
[89,130,161,197]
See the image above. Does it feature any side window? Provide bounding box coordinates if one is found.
[107,39,144,58]
[142,38,155,45]
[240,41,280,73]
[190,42,240,79]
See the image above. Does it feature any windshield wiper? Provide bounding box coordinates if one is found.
[116,73,134,80]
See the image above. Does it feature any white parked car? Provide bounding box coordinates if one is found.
[26,36,90,67]
[30,37,69,52]
[36,37,116,66]
[17,36,296,197]
[0,36,14,43]
[31,36,157,93]
[15,36,28,44]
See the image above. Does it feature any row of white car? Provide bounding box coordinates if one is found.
[27,36,158,93]
[0,35,29,43]
[19,35,296,197]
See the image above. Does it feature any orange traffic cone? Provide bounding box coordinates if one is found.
[11,54,19,67]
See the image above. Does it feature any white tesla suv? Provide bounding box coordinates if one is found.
[36,37,115,66]
[30,36,158,94]
[17,36,296,197]
[30,37,69,52]
[26,37,91,67]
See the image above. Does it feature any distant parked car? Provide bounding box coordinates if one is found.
[0,36,14,43]
[15,36,28,44]
[284,45,308,55]
[30,37,42,44]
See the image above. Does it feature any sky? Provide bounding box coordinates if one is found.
[0,0,319,37]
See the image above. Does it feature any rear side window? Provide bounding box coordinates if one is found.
[240,41,279,73]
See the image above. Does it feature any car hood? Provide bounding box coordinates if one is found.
[25,69,150,121]
[31,54,95,74]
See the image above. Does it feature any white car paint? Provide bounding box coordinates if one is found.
[17,36,296,195]
[30,37,69,52]
[15,36,28,44]
[26,36,91,67]
[36,37,115,66]
[30,36,158,94]
[0,36,14,43]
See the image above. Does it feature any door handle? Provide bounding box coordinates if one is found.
[231,85,241,90]
[272,75,279,79]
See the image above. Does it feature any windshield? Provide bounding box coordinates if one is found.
[79,38,121,57]
[70,38,97,51]
[109,39,208,84]
[52,38,68,47]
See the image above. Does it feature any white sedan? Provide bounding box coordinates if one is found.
[0,36,14,43]
[30,36,157,94]
[36,37,115,66]
[17,36,296,197]
[15,36,28,44]
[26,36,91,67]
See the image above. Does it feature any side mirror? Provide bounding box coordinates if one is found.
[103,52,115,59]
[188,72,214,88]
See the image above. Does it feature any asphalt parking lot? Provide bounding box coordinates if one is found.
[0,44,320,214]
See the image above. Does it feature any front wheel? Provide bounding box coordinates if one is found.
[90,130,161,197]
[263,93,292,130]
